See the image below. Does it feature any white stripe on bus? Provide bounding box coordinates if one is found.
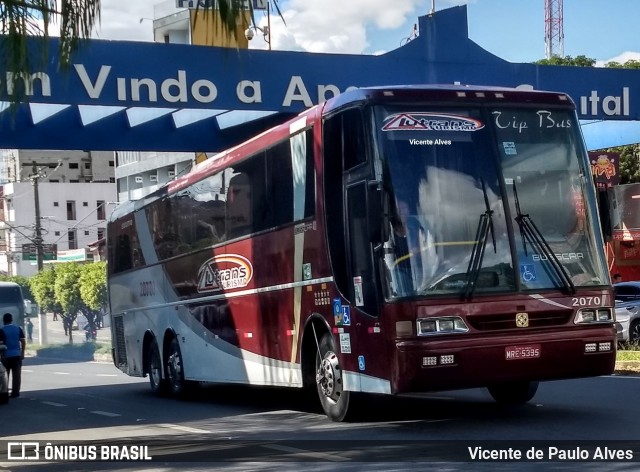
[116,276,334,314]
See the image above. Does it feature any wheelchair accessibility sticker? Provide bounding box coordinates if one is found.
[520,264,536,282]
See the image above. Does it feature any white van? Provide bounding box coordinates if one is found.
[0,282,26,404]
[0,282,27,329]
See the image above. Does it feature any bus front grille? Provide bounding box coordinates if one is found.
[467,311,572,331]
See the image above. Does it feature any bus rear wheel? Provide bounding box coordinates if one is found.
[316,332,352,422]
[147,339,168,396]
[488,381,539,404]
[166,338,187,397]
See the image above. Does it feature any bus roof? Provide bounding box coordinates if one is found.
[322,84,574,114]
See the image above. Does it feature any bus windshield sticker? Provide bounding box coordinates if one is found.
[197,254,253,293]
[333,298,343,326]
[503,142,517,155]
[381,113,484,132]
[520,263,537,283]
[303,263,312,281]
[353,277,364,306]
[341,306,351,326]
[358,355,366,371]
[339,333,351,354]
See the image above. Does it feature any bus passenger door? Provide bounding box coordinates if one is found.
[345,181,379,314]
[342,181,385,388]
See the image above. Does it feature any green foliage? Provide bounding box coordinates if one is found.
[604,59,640,69]
[53,262,85,317]
[604,144,640,184]
[534,55,596,67]
[29,262,107,336]
[617,349,640,360]
[79,261,107,311]
[29,267,63,316]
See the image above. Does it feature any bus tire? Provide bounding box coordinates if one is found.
[316,332,352,422]
[487,380,539,405]
[147,339,168,396]
[166,337,188,397]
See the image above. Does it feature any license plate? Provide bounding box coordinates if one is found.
[505,344,541,360]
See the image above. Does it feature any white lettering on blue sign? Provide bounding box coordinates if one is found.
[579,87,630,117]
[342,306,351,326]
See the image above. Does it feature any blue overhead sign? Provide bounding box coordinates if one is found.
[0,5,638,151]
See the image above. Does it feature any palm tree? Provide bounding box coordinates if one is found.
[1,0,282,80]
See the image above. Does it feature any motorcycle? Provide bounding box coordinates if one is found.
[84,325,97,342]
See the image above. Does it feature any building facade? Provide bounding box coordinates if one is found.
[0,150,117,277]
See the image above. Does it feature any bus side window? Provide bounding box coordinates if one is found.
[268,140,294,227]
[115,234,132,272]
[342,108,367,170]
[226,173,253,239]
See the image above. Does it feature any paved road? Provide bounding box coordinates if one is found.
[28,313,111,346]
[2,358,640,471]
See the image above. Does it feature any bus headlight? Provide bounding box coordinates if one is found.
[574,308,612,324]
[417,316,469,336]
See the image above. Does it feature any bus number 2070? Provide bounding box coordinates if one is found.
[572,297,602,307]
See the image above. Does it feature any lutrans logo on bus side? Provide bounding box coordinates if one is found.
[381,113,485,132]
[197,254,253,293]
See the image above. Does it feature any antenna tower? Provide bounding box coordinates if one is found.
[544,0,564,59]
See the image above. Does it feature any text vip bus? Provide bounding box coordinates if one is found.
[108,85,615,421]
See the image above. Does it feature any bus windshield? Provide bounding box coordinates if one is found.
[376,105,608,299]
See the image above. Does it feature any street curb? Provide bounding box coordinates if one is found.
[614,360,640,376]
[25,347,112,363]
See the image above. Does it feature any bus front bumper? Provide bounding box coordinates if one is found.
[391,326,616,394]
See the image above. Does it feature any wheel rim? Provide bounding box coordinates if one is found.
[632,324,640,343]
[150,345,162,388]
[316,350,343,403]
[167,345,183,390]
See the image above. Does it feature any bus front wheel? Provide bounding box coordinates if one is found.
[487,381,539,404]
[316,332,352,422]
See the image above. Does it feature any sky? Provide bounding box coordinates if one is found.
[86,0,640,66]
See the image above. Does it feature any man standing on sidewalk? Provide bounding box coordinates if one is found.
[1,313,25,398]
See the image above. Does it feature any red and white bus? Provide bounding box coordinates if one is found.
[108,85,616,421]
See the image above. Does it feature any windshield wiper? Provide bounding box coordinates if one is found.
[512,182,576,294]
[463,180,496,300]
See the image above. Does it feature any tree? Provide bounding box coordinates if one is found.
[78,261,107,331]
[53,262,86,343]
[3,1,281,84]
[604,59,640,69]
[29,266,63,318]
[534,55,596,67]
[606,144,640,184]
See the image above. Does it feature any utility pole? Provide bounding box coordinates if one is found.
[31,161,44,272]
